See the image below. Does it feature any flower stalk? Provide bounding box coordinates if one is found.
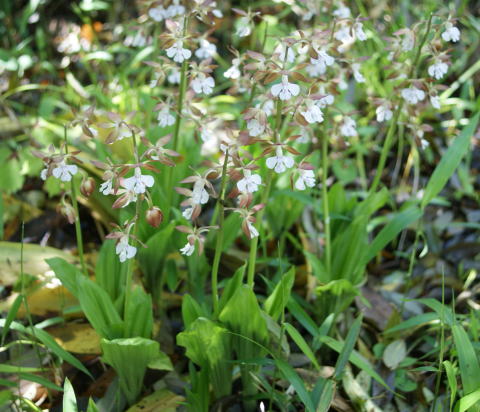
[165,15,190,223]
[211,150,229,315]
[64,126,87,276]
[369,13,434,193]
[321,132,332,276]
[124,131,140,319]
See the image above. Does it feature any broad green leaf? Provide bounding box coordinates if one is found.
[0,319,92,378]
[219,285,269,360]
[147,351,173,371]
[137,222,175,294]
[63,378,78,412]
[364,207,422,264]
[320,335,389,390]
[275,359,316,412]
[177,317,232,399]
[444,360,458,410]
[284,323,320,371]
[421,113,480,208]
[87,398,100,412]
[101,337,160,406]
[46,257,82,296]
[182,294,208,329]
[95,239,126,303]
[452,322,480,396]
[124,287,153,339]
[217,264,245,316]
[334,315,363,379]
[76,276,124,339]
[382,340,407,370]
[264,267,295,321]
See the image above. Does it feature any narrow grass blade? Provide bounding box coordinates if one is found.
[421,113,480,208]
[17,372,63,391]
[384,312,438,335]
[275,358,316,412]
[0,319,92,378]
[416,298,454,326]
[284,322,320,371]
[320,335,389,390]
[1,294,22,345]
[334,315,363,380]
[364,207,422,264]
[316,379,335,412]
[444,360,457,410]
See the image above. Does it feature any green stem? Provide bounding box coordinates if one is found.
[369,13,433,193]
[399,223,421,316]
[432,268,446,410]
[19,221,45,383]
[211,151,229,315]
[123,131,140,323]
[64,126,87,276]
[247,98,283,287]
[321,133,332,276]
[246,40,289,287]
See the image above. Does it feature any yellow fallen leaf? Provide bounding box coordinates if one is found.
[47,323,101,355]
[126,389,184,412]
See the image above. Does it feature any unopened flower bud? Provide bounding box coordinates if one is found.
[80,177,95,197]
[58,202,76,224]
[146,206,163,227]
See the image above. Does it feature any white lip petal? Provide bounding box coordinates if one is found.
[251,174,261,185]
[67,165,78,175]
[288,83,300,97]
[271,83,283,97]
[142,174,154,188]
[295,178,306,191]
[237,179,247,192]
[122,176,135,191]
[266,157,277,169]
[284,156,294,169]
[275,163,286,173]
[126,245,137,259]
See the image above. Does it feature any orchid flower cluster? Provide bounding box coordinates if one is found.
[36,0,461,264]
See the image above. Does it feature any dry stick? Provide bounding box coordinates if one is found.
[369,13,434,193]
[211,150,229,315]
[64,126,87,276]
